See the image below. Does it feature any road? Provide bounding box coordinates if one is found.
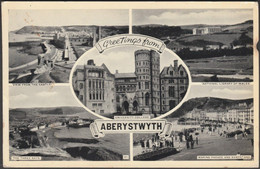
[159,132,253,161]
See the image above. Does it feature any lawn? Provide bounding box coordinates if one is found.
[185,55,253,75]
[177,33,241,46]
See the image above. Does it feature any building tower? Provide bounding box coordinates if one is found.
[135,49,160,117]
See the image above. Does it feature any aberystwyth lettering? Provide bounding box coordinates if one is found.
[95,34,166,53]
[100,122,163,131]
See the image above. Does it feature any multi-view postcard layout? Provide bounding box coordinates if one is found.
[9,9,129,83]
[2,2,259,168]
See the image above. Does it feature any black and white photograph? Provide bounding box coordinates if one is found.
[71,46,190,119]
[2,1,258,168]
[9,9,129,83]
[133,84,254,161]
[9,85,130,161]
[133,9,254,82]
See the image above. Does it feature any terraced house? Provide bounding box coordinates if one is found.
[73,49,189,116]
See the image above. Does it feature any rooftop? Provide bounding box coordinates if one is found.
[115,73,137,79]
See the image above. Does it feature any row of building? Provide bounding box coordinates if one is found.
[183,103,254,124]
[73,49,189,116]
[192,27,222,35]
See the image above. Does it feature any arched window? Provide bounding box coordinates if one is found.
[116,95,120,102]
[89,80,91,88]
[145,93,149,106]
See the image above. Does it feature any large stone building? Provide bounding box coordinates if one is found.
[73,49,189,117]
[72,59,116,114]
[160,60,189,113]
[115,72,138,114]
[193,27,222,35]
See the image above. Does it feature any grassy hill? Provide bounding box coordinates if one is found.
[133,25,192,39]
[15,26,62,34]
[9,106,87,119]
[168,97,253,118]
[15,25,129,36]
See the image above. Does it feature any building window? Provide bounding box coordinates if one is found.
[180,79,184,84]
[100,110,104,113]
[79,95,83,101]
[116,95,120,102]
[145,82,149,89]
[180,71,184,76]
[93,93,95,100]
[145,93,149,106]
[79,83,83,89]
[170,71,173,75]
[89,93,92,100]
[169,86,175,97]
[89,81,91,88]
[180,86,184,91]
[139,82,141,89]
[96,93,99,100]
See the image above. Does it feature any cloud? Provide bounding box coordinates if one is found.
[10,94,28,101]
[86,48,136,73]
[36,91,58,97]
[211,88,253,96]
[146,10,252,25]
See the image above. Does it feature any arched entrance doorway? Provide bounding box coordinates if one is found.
[133,100,138,114]
[122,101,129,114]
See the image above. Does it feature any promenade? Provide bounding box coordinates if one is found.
[160,131,253,161]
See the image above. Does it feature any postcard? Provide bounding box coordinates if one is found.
[2,1,259,168]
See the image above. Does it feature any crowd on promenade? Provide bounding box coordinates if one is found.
[135,122,253,155]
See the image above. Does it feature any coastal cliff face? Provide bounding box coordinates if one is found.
[9,106,129,161]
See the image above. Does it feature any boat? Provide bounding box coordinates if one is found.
[68,119,91,128]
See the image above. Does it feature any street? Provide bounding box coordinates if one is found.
[159,132,253,161]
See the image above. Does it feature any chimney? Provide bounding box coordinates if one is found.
[87,59,95,65]
[174,60,178,71]
[115,70,118,74]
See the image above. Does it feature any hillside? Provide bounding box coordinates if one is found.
[15,26,62,34]
[9,106,88,119]
[133,20,253,48]
[133,25,192,39]
[15,25,129,36]
[168,97,253,118]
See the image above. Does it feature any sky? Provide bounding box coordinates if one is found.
[133,9,253,26]
[186,84,253,100]
[9,9,129,31]
[76,46,184,74]
[9,85,80,108]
